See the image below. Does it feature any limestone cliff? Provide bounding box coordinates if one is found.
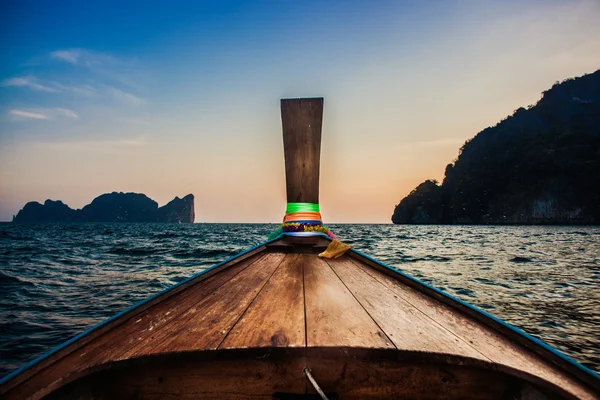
[392,69,600,225]
[13,192,195,223]
[157,194,195,223]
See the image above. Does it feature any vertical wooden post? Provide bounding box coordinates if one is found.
[280,98,324,204]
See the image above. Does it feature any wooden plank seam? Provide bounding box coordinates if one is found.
[217,253,289,349]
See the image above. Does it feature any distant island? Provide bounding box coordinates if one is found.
[392,69,600,225]
[13,192,195,223]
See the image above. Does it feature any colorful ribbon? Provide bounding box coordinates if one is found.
[286,202,320,213]
[268,202,337,240]
[283,212,322,223]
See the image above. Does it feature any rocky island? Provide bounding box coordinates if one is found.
[392,69,600,224]
[13,192,195,223]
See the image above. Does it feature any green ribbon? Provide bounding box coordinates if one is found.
[286,202,320,213]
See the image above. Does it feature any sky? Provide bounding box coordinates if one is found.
[1,0,600,223]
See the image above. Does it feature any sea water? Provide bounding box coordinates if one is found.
[0,223,598,377]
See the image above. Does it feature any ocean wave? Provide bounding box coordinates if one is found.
[0,271,36,288]
[107,247,164,256]
[153,232,180,238]
[171,248,235,259]
[510,256,534,263]
[408,255,453,262]
[0,223,599,378]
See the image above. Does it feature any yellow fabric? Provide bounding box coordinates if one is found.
[318,239,353,259]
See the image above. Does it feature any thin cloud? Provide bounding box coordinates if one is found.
[2,76,58,92]
[3,49,146,122]
[8,108,78,120]
[2,75,144,106]
[9,109,49,119]
[32,137,147,148]
[50,50,80,64]
[2,76,98,96]
[52,82,98,96]
[51,48,119,67]
[51,48,141,91]
[105,86,145,107]
[53,108,79,119]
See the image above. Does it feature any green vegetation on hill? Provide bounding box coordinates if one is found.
[392,69,600,224]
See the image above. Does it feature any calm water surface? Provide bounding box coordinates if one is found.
[0,223,598,377]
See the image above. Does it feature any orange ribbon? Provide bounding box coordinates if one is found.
[283,212,323,223]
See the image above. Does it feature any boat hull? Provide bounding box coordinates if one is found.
[1,235,598,400]
[43,348,543,400]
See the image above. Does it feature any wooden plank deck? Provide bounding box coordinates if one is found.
[1,248,597,399]
[221,253,305,349]
[304,255,393,349]
[133,252,286,354]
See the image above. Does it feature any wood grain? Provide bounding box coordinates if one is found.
[3,237,598,400]
[221,254,305,349]
[281,98,323,204]
[0,246,267,398]
[45,355,307,400]
[306,357,508,400]
[90,252,265,360]
[1,252,267,400]
[303,254,394,349]
[349,256,598,400]
[132,252,286,354]
[44,351,512,400]
[327,256,489,360]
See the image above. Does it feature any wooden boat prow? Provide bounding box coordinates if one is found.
[1,99,599,400]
